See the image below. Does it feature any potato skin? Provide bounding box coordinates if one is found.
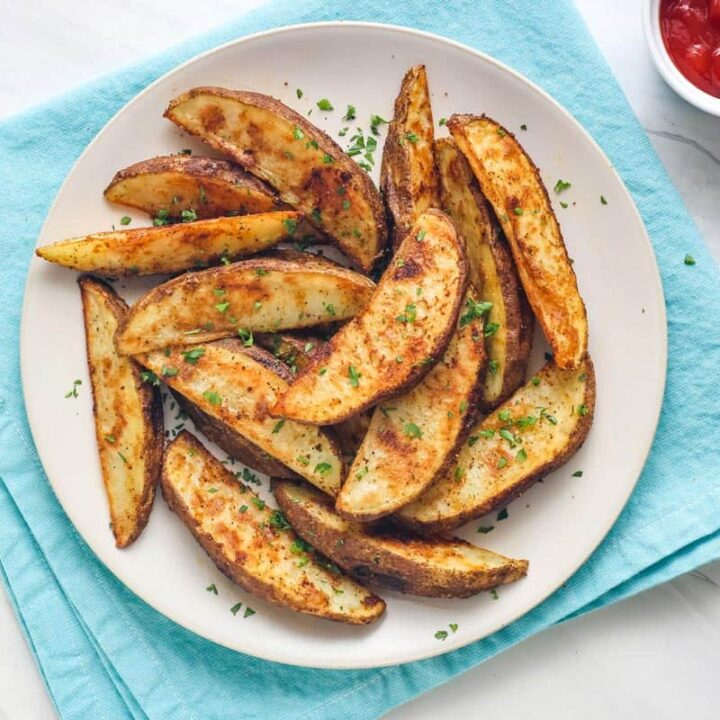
[436,138,534,411]
[275,481,528,598]
[397,358,596,535]
[164,87,388,271]
[448,114,587,369]
[273,210,468,425]
[79,276,163,547]
[162,432,385,624]
[381,65,441,248]
[104,154,281,218]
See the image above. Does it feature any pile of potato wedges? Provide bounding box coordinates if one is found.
[39,65,594,625]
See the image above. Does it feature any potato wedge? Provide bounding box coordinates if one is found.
[397,358,596,534]
[164,87,387,271]
[380,65,441,248]
[448,114,587,369]
[104,154,280,219]
[174,394,297,478]
[337,288,486,521]
[275,481,528,597]
[273,210,468,425]
[36,212,300,277]
[139,341,344,496]
[115,253,375,355]
[436,138,534,410]
[79,277,163,547]
[162,432,385,623]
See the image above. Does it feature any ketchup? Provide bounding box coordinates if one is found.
[660,0,720,98]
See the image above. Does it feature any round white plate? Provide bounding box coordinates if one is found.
[21,22,666,669]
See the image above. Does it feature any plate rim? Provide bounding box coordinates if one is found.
[20,20,668,669]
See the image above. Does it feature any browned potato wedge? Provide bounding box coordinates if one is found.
[104,155,280,218]
[273,210,468,425]
[448,114,587,369]
[436,138,534,410]
[139,341,344,496]
[275,481,528,598]
[162,432,385,623]
[79,277,163,547]
[336,288,486,521]
[397,358,596,534]
[174,394,297,478]
[164,87,387,271]
[380,65,441,248]
[115,253,375,355]
[36,212,300,277]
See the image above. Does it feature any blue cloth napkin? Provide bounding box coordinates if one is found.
[2,1,720,718]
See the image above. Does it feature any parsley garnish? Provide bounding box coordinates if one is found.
[520,123,528,130]
[251,497,266,510]
[243,607,256,618]
[403,423,423,439]
[64,379,82,398]
[141,370,161,386]
[182,348,205,364]
[435,630,448,641]
[497,456,508,469]
[215,301,230,314]
[516,448,528,462]
[343,105,357,121]
[439,117,447,126]
[283,217,298,235]
[269,510,291,531]
[416,229,427,242]
[477,526,494,534]
[206,583,218,594]
[120,215,131,225]
[230,602,243,615]
[117,451,128,465]
[370,115,388,135]
[296,88,303,99]
[513,207,524,216]
[484,322,500,337]
[496,127,507,137]
[314,462,332,475]
[600,195,608,205]
[104,434,115,444]
[572,470,583,477]
[684,254,696,266]
[554,179,572,194]
[405,132,419,144]
[293,125,305,141]
[396,303,417,324]
[180,208,197,223]
[272,419,285,434]
[348,365,361,387]
[459,298,492,327]
[488,359,499,375]
[497,508,509,521]
[237,328,254,347]
[202,390,222,406]
[578,404,589,416]
[317,98,334,111]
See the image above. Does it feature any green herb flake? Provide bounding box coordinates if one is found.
[343,104,357,121]
[435,630,448,641]
[488,359,499,375]
[64,379,82,398]
[416,229,427,242]
[516,448,528,462]
[318,367,327,376]
[202,390,222,406]
[269,510,291,531]
[403,422,423,439]
[324,302,336,316]
[468,435,480,447]
[322,153,334,164]
[206,583,218,594]
[496,127,507,137]
[490,589,499,600]
[531,375,541,386]
[182,348,205,364]
[477,526,494,534]
[251,497,266,510]
[141,370,161,386]
[684,254,696,266]
[405,132,419,144]
[230,602,242,615]
[243,607,256,618]
[104,433,116,444]
[296,88,303,99]
[498,410,511,422]
[215,301,230,314]
[272,419,286,434]
[600,195,608,205]
[283,217,298,235]
[454,466,464,480]
[479,429,495,439]
[572,470,583,477]
[237,328,254,347]
[449,623,459,633]
[117,451,128,465]
[180,208,198,223]
[293,125,305,141]
[578,404,589,416]
[554,179,572,194]
[342,199,351,210]
[484,322,500,337]
[497,456,508,470]
[355,466,369,480]
[560,201,569,209]
[120,215,131,225]
[213,288,226,297]
[497,508,509,521]
[370,115,389,135]
[439,117,447,126]
[314,462,332,476]
[520,123,528,131]
[239,505,249,513]
[396,303,417,324]
[348,365,361,387]
[317,98,334,111]
[459,298,493,327]
[513,207,524,216]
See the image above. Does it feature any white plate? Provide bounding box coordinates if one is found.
[21,22,666,669]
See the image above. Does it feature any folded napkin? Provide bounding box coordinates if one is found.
[2,1,719,718]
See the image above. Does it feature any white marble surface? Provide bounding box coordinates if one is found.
[1,1,718,718]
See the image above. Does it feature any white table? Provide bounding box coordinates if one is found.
[1,1,719,718]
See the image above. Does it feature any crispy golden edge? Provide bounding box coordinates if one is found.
[336,286,487,522]
[104,154,280,216]
[380,65,441,248]
[448,113,587,369]
[272,209,469,425]
[275,481,528,598]
[164,87,388,271]
[435,137,534,410]
[78,276,163,547]
[162,432,385,623]
[114,253,376,355]
[36,212,301,277]
[398,358,596,535]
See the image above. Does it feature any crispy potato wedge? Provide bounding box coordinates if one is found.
[104,154,280,218]
[115,253,375,355]
[273,210,468,425]
[164,87,387,270]
[139,340,344,495]
[436,138,534,410]
[174,394,296,478]
[337,288,486,521]
[36,212,300,277]
[380,65,441,248]
[162,432,385,623]
[275,481,528,598]
[397,358,596,534]
[79,277,163,547]
[448,114,587,369]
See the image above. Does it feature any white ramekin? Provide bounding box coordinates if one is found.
[643,0,720,116]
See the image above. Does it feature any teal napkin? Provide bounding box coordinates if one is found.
[2,1,720,718]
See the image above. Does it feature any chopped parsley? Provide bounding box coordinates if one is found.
[516,448,528,462]
[283,217,298,235]
[484,322,500,337]
[293,125,305,140]
[497,508,509,521]
[531,375,540,386]
[513,207,524,216]
[355,466,369,480]
[182,348,205,364]
[405,132,419,144]
[403,422,423,439]
[323,153,334,164]
[206,583,218,594]
[120,215,131,225]
[490,589,499,600]
[324,302,336,316]
[572,470,583,477]
[316,98,334,111]
[396,303,417,324]
[370,115,389,135]
[202,390,222,406]
[459,298,492,326]
[578,404,589,416]
[520,123,528,131]
[435,630,448,641]
[468,435,480,447]
[117,451,128,465]
[272,419,286,434]
[479,429,495,439]
[214,301,230,314]
[488,359,499,375]
[439,117,447,126]
[343,104,357,121]
[416,229,427,242]
[243,607,256,618]
[180,208,197,223]
[230,602,243,615]
[684,254,696,266]
[449,623,459,633]
[348,365,361,387]
[314,462,332,476]
[600,195,608,205]
[268,510,291,531]
[64,379,82,398]
[296,88,303,99]
[497,456,508,469]
[251,497,266,510]
[237,328,254,347]
[553,179,572,194]
[141,370,161,386]
[104,434,116,444]
[477,525,494,534]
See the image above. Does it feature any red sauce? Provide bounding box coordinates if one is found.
[660,0,720,98]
